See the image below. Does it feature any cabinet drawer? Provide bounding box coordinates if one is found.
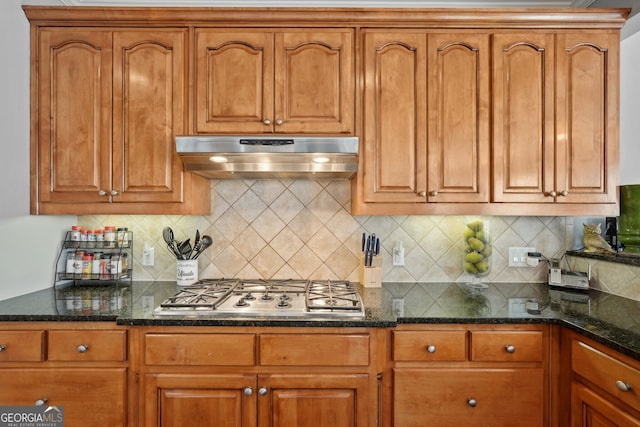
[470,330,543,362]
[572,340,640,411]
[0,331,45,362]
[394,368,544,427]
[0,368,126,425]
[145,333,255,366]
[393,330,466,362]
[259,334,369,366]
[48,330,127,362]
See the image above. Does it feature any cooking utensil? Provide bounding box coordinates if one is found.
[192,235,212,259]
[163,227,181,259]
[178,239,192,260]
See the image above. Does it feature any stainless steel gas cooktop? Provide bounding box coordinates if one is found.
[153,278,365,319]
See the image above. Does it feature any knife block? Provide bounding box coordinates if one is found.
[359,253,382,288]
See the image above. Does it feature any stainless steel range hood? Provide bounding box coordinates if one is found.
[176,136,358,179]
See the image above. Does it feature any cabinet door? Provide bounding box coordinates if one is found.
[571,382,640,427]
[556,33,619,205]
[362,31,427,203]
[0,368,126,427]
[274,30,354,134]
[112,30,187,204]
[145,373,257,427]
[37,29,113,205]
[394,368,544,427]
[258,374,369,427]
[492,33,556,203]
[194,30,273,134]
[426,33,490,203]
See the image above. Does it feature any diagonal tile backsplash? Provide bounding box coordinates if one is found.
[78,179,639,300]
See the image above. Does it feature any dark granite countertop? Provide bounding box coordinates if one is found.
[0,281,638,361]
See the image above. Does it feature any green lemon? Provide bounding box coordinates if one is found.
[482,246,492,257]
[467,220,484,232]
[465,251,483,263]
[468,237,485,252]
[464,262,478,274]
[476,260,490,273]
[463,227,475,241]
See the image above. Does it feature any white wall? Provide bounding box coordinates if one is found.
[620,13,640,185]
[0,0,74,300]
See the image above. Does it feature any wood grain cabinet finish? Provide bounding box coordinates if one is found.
[390,325,549,427]
[0,324,128,427]
[493,32,619,207]
[140,329,374,427]
[31,27,208,215]
[566,331,640,426]
[361,31,488,205]
[0,330,45,362]
[195,28,354,135]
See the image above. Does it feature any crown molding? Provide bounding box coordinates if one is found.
[57,0,596,7]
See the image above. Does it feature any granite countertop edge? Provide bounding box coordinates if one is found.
[0,281,638,361]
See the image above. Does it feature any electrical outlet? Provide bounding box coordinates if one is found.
[508,247,536,267]
[393,242,405,266]
[392,298,404,317]
[142,246,155,266]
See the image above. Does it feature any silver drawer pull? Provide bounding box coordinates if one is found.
[615,380,632,392]
[35,398,48,406]
[505,345,516,353]
[467,398,477,407]
[77,344,89,353]
[0,344,6,352]
[244,387,253,396]
[426,345,436,353]
[259,387,268,396]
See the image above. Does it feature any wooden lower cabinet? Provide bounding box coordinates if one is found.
[389,324,549,427]
[561,329,640,427]
[0,323,129,427]
[0,368,127,426]
[144,373,368,427]
[394,368,544,427]
[138,328,377,427]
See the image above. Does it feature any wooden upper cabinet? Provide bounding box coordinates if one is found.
[493,32,619,206]
[194,28,354,135]
[37,30,113,205]
[33,27,208,214]
[556,32,619,205]
[362,31,427,203]
[112,31,187,204]
[362,31,489,205]
[492,33,556,204]
[426,33,490,203]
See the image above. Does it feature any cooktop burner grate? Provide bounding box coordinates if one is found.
[153,278,364,318]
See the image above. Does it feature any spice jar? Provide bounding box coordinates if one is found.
[95,229,104,248]
[104,226,116,248]
[117,227,129,248]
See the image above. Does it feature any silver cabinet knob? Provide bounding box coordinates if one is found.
[77,344,89,353]
[0,344,6,352]
[426,345,436,353]
[275,119,283,125]
[615,380,632,392]
[505,345,516,353]
[467,398,477,407]
[263,119,271,125]
[110,190,119,196]
[418,191,427,197]
[258,387,268,396]
[243,387,253,396]
[98,189,107,196]
[35,398,48,406]
[430,190,438,196]
[548,191,557,197]
[560,190,568,197]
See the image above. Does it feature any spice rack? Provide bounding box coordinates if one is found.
[54,230,133,285]
[53,229,133,316]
